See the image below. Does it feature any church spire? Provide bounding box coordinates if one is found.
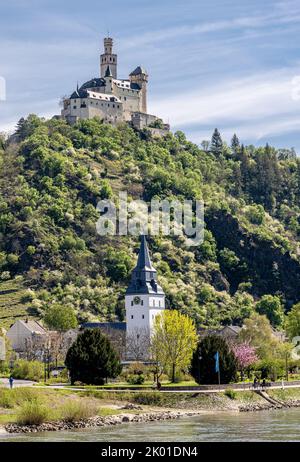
[126,235,164,295]
[135,235,155,271]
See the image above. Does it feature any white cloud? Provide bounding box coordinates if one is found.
[149,67,300,142]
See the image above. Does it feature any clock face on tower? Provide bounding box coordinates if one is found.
[133,296,141,305]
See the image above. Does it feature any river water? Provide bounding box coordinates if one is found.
[1,409,300,442]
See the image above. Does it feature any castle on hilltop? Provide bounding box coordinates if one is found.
[61,37,169,133]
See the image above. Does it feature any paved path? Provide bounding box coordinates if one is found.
[2,378,300,393]
[0,378,35,388]
[33,382,300,393]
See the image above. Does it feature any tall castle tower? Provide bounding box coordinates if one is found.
[125,236,165,357]
[129,67,148,113]
[100,37,117,79]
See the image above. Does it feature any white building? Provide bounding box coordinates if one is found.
[125,236,165,358]
[6,319,47,352]
[61,37,169,132]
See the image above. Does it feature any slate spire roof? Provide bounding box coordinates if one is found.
[105,65,113,77]
[129,66,148,76]
[126,235,164,295]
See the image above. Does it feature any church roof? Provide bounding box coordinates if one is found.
[81,322,126,331]
[126,236,164,296]
[136,235,155,272]
[129,66,148,76]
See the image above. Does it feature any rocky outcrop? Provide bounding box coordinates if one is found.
[5,410,199,434]
[206,208,300,305]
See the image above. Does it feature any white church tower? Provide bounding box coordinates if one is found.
[125,236,165,358]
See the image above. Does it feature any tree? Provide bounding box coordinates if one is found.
[239,313,280,359]
[191,335,238,384]
[286,302,300,339]
[126,327,151,361]
[210,128,223,157]
[231,133,240,156]
[256,295,284,328]
[150,310,198,383]
[232,342,258,380]
[44,304,78,331]
[65,328,122,385]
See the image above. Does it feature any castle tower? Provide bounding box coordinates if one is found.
[100,37,117,79]
[125,236,165,358]
[129,66,148,113]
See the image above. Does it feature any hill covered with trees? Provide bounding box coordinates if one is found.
[1,116,300,331]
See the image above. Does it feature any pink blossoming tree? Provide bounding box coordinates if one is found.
[232,343,258,380]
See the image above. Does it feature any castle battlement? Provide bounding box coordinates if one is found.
[61,37,169,132]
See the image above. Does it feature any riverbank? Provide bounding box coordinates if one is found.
[2,386,300,435]
[4,409,202,434]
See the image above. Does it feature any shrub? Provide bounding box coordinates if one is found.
[224,389,237,400]
[12,359,44,381]
[16,401,50,426]
[127,374,145,385]
[59,400,98,422]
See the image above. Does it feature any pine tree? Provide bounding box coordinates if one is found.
[210,128,223,157]
[190,335,238,384]
[231,133,240,157]
[65,328,122,385]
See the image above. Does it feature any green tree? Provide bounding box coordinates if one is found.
[231,133,240,157]
[191,335,238,384]
[286,302,300,339]
[44,304,77,331]
[210,128,223,157]
[256,295,284,328]
[151,310,198,382]
[239,312,280,359]
[65,328,122,385]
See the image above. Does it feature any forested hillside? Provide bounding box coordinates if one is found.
[1,116,300,330]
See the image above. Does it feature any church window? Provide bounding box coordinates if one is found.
[131,301,133,306]
[141,300,144,306]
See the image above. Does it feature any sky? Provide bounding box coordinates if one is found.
[1,0,300,150]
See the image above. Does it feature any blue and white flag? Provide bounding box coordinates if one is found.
[214,351,220,373]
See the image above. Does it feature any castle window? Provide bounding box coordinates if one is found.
[113,104,115,108]
[142,315,145,319]
[131,315,134,319]
[131,301,133,306]
[73,106,77,109]
[117,105,119,108]
[141,300,144,306]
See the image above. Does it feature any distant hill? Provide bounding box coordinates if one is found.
[1,115,300,330]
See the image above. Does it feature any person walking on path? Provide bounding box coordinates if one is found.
[8,375,14,389]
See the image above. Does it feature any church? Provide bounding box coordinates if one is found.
[82,236,165,360]
[61,37,169,133]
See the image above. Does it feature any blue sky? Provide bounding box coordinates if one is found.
[1,0,300,150]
